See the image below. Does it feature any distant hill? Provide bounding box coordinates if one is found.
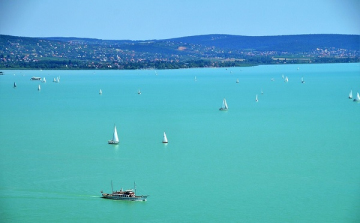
[1,34,359,69]
[167,34,360,52]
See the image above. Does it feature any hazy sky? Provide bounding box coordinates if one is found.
[0,0,359,40]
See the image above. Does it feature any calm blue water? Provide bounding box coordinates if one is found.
[1,63,360,222]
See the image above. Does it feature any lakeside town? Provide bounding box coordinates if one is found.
[1,34,359,69]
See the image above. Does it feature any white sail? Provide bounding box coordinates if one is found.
[99,89,102,94]
[112,126,119,143]
[42,77,46,83]
[284,77,289,82]
[349,90,353,99]
[223,98,228,109]
[38,85,41,91]
[162,132,168,143]
[354,92,360,102]
[256,94,258,102]
[57,77,60,83]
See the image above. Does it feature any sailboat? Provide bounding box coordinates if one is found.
[13,82,17,88]
[284,77,289,82]
[42,77,46,83]
[138,89,141,95]
[108,125,119,144]
[301,77,305,83]
[256,94,258,102]
[99,89,102,95]
[219,98,228,111]
[353,92,360,102]
[162,132,168,143]
[349,90,353,99]
[38,85,41,91]
[236,79,239,83]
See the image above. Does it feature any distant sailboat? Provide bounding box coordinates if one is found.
[301,77,305,83]
[38,85,41,91]
[53,78,57,83]
[261,89,263,94]
[99,89,102,95]
[353,92,360,102]
[57,77,60,83]
[138,89,141,95]
[219,98,228,111]
[236,79,239,83]
[13,82,17,88]
[108,125,119,144]
[349,90,353,99]
[194,76,197,82]
[284,76,289,82]
[255,94,258,102]
[162,132,168,143]
[42,77,46,83]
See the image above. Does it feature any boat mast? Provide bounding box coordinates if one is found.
[111,180,114,193]
[134,181,136,195]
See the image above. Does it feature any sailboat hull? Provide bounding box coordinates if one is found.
[108,140,119,144]
[219,108,228,111]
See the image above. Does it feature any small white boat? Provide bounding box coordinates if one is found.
[38,85,41,91]
[255,94,258,102]
[99,89,102,95]
[236,79,239,83]
[353,92,360,102]
[162,132,168,143]
[194,76,197,82]
[349,90,353,99]
[284,77,289,82]
[138,89,141,95]
[42,77,46,83]
[219,98,228,111]
[301,77,305,83]
[57,77,60,83]
[108,125,119,144]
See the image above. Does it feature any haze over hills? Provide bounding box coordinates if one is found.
[0,34,359,69]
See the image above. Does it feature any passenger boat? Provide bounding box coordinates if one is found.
[101,182,148,201]
[30,77,41,80]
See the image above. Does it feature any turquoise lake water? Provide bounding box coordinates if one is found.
[0,63,360,222]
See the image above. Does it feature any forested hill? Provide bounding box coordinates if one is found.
[167,34,360,52]
[1,34,359,69]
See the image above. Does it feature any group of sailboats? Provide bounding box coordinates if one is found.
[108,125,168,144]
[53,76,60,83]
[349,90,360,102]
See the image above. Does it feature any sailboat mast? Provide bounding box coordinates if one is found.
[111,180,114,193]
[134,181,136,195]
